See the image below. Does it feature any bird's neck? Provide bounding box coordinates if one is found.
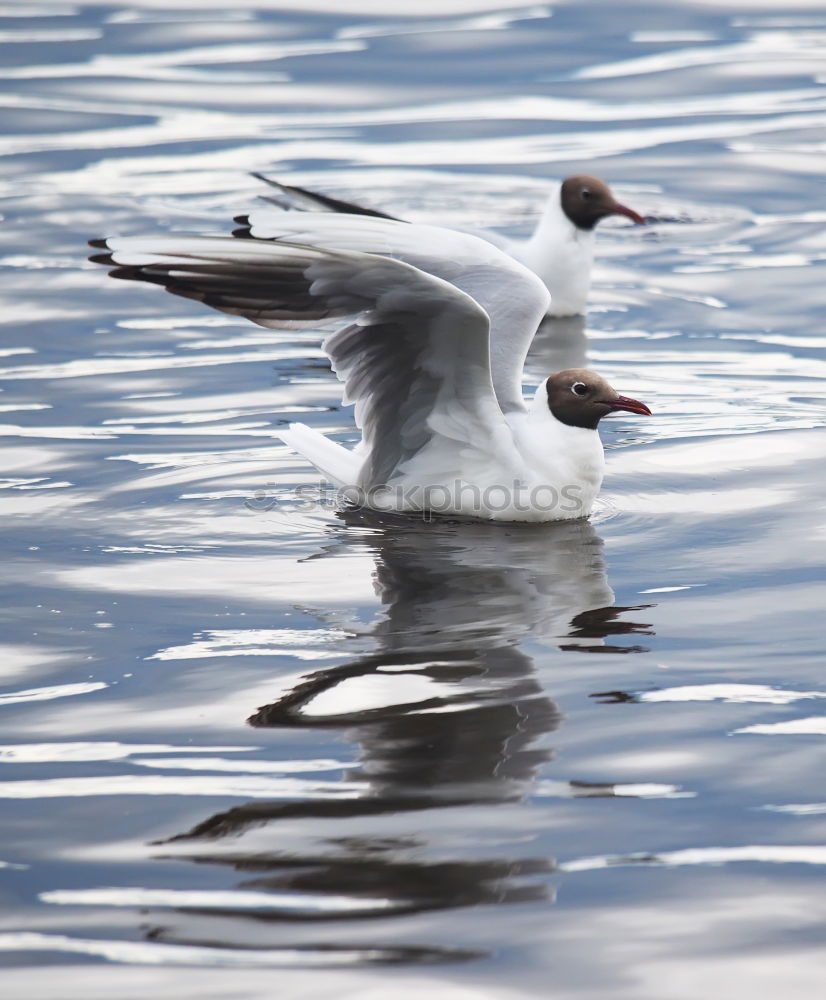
[527,186,590,251]
[518,188,596,316]
[503,386,606,520]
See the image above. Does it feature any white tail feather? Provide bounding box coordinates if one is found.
[279,422,360,488]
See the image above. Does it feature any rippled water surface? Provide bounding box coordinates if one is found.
[1,1,826,997]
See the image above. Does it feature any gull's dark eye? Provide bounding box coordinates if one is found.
[571,381,588,396]
[580,188,592,200]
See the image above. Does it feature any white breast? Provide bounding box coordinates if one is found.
[371,385,605,523]
[506,389,605,519]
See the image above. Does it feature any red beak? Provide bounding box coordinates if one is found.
[611,201,646,226]
[611,394,652,416]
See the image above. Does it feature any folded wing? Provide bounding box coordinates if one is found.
[250,172,400,221]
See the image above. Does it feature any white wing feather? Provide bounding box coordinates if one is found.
[93,235,514,489]
[236,211,550,412]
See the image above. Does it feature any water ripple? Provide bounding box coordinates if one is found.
[2,1,826,990]
[0,681,107,707]
[0,932,470,967]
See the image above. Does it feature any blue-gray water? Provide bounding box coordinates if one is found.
[1,2,825,997]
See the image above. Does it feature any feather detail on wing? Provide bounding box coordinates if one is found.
[90,236,336,329]
[230,212,550,412]
[90,235,511,489]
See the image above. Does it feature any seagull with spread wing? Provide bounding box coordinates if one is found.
[91,214,650,522]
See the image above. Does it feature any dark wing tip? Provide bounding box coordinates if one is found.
[101,265,148,283]
[232,215,253,240]
[250,170,281,189]
[88,251,115,266]
[88,237,109,250]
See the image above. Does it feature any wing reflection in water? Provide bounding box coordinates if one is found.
[153,514,653,959]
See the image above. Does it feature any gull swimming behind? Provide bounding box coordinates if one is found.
[244,172,646,317]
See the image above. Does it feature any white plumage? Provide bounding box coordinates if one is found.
[92,213,650,522]
[247,173,646,317]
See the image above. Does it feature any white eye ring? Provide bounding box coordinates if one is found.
[571,381,588,396]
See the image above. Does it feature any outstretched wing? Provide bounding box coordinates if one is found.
[91,235,345,328]
[250,172,400,221]
[90,236,511,488]
[232,212,550,413]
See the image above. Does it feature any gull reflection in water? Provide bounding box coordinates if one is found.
[155,513,653,960]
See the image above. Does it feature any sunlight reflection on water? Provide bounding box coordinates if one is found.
[1,1,825,997]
